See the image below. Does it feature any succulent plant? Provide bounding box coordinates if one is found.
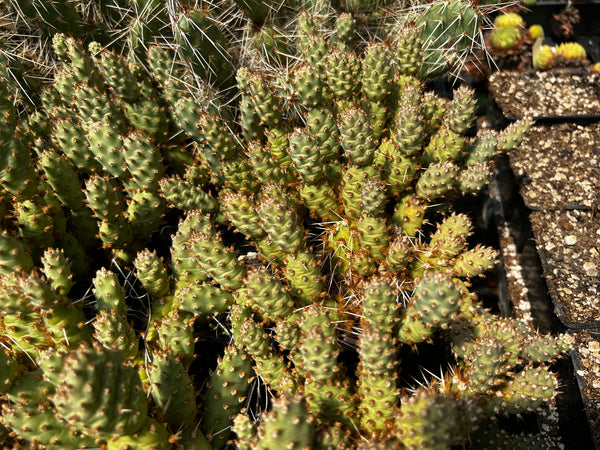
[0,1,568,449]
[533,40,588,70]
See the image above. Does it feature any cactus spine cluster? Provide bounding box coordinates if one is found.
[0,1,568,449]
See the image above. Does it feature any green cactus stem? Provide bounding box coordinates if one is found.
[253,394,316,449]
[147,350,197,428]
[40,247,73,295]
[45,342,143,434]
[398,271,462,344]
[357,323,398,436]
[202,343,253,448]
[1,370,96,448]
[394,385,482,449]
[175,9,236,90]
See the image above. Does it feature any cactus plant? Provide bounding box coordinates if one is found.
[0,1,569,449]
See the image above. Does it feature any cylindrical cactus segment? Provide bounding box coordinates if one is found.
[360,177,388,217]
[233,316,297,394]
[253,394,316,449]
[452,244,498,278]
[134,249,170,299]
[154,310,196,367]
[357,323,398,436]
[40,248,73,295]
[290,64,324,108]
[283,251,323,305]
[392,194,427,236]
[357,214,389,259]
[362,279,399,332]
[122,131,164,191]
[1,272,90,353]
[287,127,326,185]
[83,120,127,179]
[247,140,291,187]
[52,117,103,175]
[393,386,482,448]
[243,71,284,129]
[257,184,306,256]
[496,117,532,154]
[325,48,361,104]
[458,161,491,194]
[176,281,234,316]
[2,370,96,448]
[429,213,472,259]
[392,103,424,156]
[202,343,253,449]
[147,350,197,428]
[199,112,243,162]
[220,190,265,242]
[398,271,462,344]
[15,199,55,252]
[394,26,425,77]
[465,130,498,165]
[98,216,134,253]
[170,213,212,288]
[85,175,127,221]
[386,233,413,271]
[362,42,394,102]
[159,176,218,212]
[126,189,166,238]
[299,307,355,425]
[299,183,340,221]
[40,150,87,210]
[93,308,139,360]
[446,84,476,135]
[338,106,377,167]
[422,125,463,164]
[306,107,340,163]
[415,160,460,201]
[180,222,246,291]
[94,46,140,103]
[93,267,127,315]
[341,165,380,221]
[48,342,154,438]
[332,13,356,51]
[239,267,295,320]
[485,364,557,415]
[0,139,38,200]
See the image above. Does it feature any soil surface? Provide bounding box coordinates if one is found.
[508,123,600,327]
[510,123,600,209]
[530,209,600,326]
[573,331,600,443]
[488,71,600,118]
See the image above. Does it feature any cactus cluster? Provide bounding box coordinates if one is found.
[489,12,525,51]
[0,1,570,449]
[533,40,588,71]
[485,6,589,72]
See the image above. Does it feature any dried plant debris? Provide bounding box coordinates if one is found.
[489,70,600,118]
[530,209,600,327]
[574,331,600,443]
[510,123,600,210]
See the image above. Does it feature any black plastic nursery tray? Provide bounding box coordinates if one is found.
[571,331,600,447]
[486,66,600,445]
[507,122,600,330]
[488,156,596,449]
